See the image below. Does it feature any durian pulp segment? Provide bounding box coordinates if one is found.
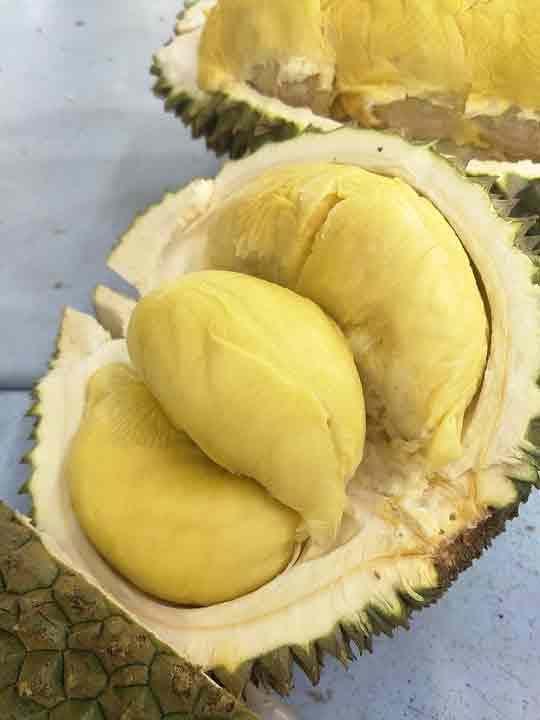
[32,130,540,674]
[325,0,469,116]
[205,163,488,471]
[198,0,335,114]
[327,0,540,123]
[67,363,300,606]
[127,271,365,548]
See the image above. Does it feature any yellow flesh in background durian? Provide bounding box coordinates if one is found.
[198,0,540,119]
[127,270,366,547]
[67,363,300,606]
[198,0,335,101]
[326,0,469,116]
[458,0,540,115]
[205,164,488,469]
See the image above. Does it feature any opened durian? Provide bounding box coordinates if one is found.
[153,0,540,160]
[25,129,540,701]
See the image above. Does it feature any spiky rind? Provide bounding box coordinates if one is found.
[289,643,320,686]
[152,76,311,159]
[18,384,41,525]
[434,502,519,589]
[212,664,253,701]
[0,503,256,720]
[252,649,293,697]
[514,181,540,243]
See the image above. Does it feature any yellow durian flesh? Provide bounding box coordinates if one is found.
[198,0,540,120]
[67,363,300,606]
[206,163,488,469]
[325,0,469,118]
[127,270,366,547]
[198,0,335,110]
[457,0,540,115]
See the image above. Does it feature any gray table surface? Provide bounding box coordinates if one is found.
[1,3,539,719]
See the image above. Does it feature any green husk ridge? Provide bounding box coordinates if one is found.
[0,503,256,719]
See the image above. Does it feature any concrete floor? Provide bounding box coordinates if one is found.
[1,2,539,718]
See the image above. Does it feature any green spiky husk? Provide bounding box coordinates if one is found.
[514,180,540,239]
[152,0,323,160]
[18,167,540,699]
[151,70,315,160]
[0,503,256,720]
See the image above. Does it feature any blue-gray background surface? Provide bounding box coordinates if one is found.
[1,2,538,718]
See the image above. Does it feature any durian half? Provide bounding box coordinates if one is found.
[26,129,540,697]
[153,0,540,160]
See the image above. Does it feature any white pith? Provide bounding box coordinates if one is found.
[32,129,540,673]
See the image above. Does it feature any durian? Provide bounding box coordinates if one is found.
[24,128,540,700]
[152,0,540,160]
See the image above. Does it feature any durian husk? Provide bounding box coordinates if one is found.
[466,159,540,228]
[0,501,256,719]
[23,130,540,699]
[152,0,540,161]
